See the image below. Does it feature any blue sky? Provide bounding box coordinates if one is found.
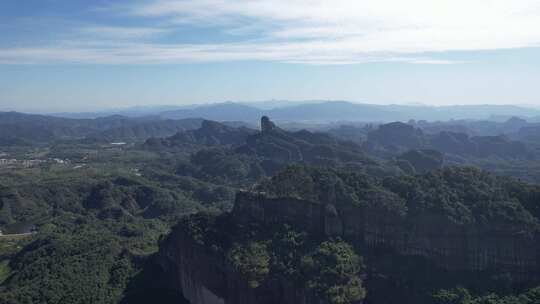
[1,0,539,112]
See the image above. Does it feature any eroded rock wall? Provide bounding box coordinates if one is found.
[157,220,319,304]
[159,190,538,304]
[233,191,540,279]
[158,229,227,304]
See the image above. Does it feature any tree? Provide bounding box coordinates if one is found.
[227,242,270,288]
[301,240,366,304]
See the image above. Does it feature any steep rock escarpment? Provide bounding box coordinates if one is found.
[157,219,349,304]
[232,191,539,279]
[156,167,540,303]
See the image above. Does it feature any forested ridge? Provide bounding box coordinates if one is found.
[1,115,540,304]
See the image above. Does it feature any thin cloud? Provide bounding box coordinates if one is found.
[0,41,462,65]
[130,0,540,51]
[1,0,539,65]
[80,26,171,39]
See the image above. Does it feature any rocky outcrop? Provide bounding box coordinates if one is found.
[366,122,426,153]
[157,230,227,304]
[239,117,373,167]
[157,217,339,304]
[157,188,539,304]
[232,191,540,280]
[365,122,534,160]
[233,191,325,234]
[144,120,256,148]
[261,116,277,133]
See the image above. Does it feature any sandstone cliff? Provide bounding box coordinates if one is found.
[233,191,539,280]
[156,165,540,304]
[157,218,352,304]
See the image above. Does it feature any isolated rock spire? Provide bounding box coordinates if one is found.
[261,116,277,133]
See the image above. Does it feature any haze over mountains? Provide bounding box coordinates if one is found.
[3,101,540,147]
[49,101,540,123]
[3,104,540,304]
[3,1,540,303]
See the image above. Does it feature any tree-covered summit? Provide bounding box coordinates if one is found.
[257,165,540,230]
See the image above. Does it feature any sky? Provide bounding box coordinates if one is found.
[0,0,540,112]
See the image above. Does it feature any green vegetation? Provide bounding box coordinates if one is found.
[397,149,444,173]
[302,240,365,304]
[228,242,270,288]
[433,287,540,304]
[2,232,130,304]
[383,167,540,227]
[1,115,540,304]
[259,165,540,230]
[177,211,368,304]
[0,213,169,304]
[0,138,245,304]
[0,261,10,284]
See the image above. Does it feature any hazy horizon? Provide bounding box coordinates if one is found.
[1,1,540,111]
[3,100,540,116]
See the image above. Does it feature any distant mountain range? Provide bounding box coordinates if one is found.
[51,101,540,123]
[0,112,204,144]
[3,101,540,146]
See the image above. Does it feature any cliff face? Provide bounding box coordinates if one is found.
[159,232,226,304]
[157,189,539,304]
[233,191,540,279]
[157,221,333,304]
[238,116,373,168]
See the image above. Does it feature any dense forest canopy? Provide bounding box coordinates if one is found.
[1,113,540,304]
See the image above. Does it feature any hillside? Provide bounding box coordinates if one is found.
[156,165,540,304]
[0,112,203,144]
[365,122,532,159]
[144,120,257,149]
[2,112,540,304]
[158,101,540,123]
